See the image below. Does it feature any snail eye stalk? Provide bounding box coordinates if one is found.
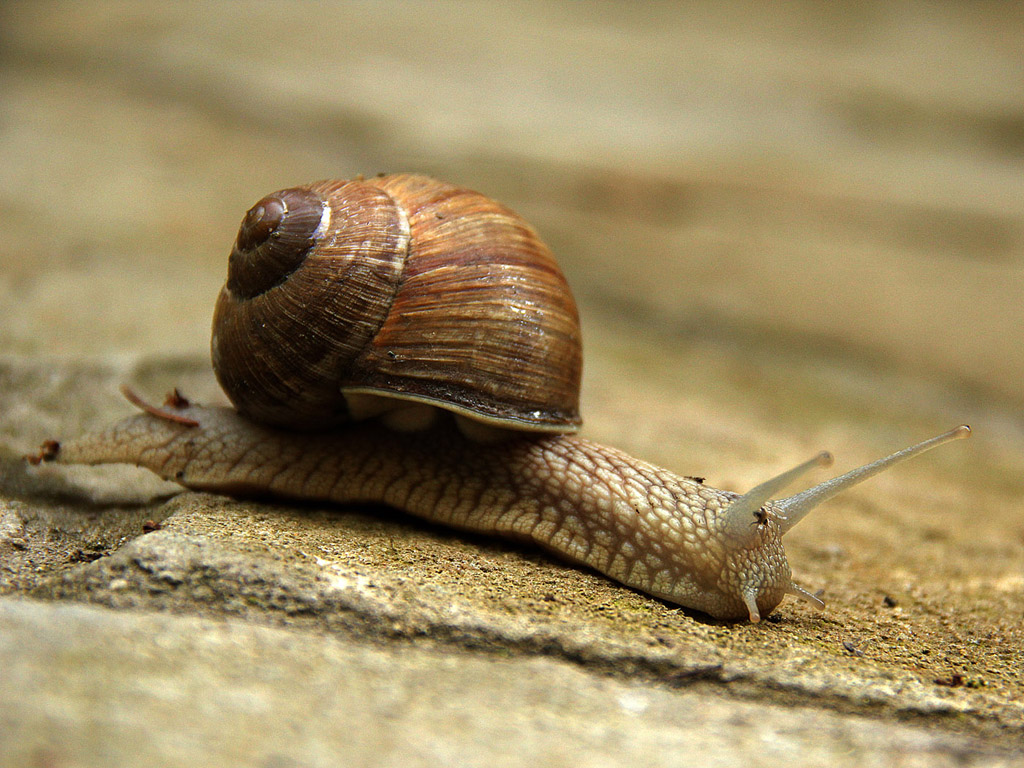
[774,426,971,535]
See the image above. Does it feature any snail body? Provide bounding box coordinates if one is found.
[31,395,968,622]
[38,403,792,621]
[29,174,969,622]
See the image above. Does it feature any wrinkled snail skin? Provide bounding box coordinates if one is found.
[33,399,969,623]
[42,403,791,622]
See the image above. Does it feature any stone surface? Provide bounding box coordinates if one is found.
[20,491,1024,728]
[1,598,1018,768]
[1,2,1023,766]
[2,357,1022,765]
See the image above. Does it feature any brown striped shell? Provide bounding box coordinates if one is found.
[211,174,583,434]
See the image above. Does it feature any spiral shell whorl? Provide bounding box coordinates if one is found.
[212,174,582,433]
[226,187,326,299]
[213,180,410,428]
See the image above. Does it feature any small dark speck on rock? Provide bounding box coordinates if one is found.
[842,639,864,657]
[883,595,898,607]
[68,548,104,564]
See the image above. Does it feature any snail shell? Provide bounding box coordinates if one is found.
[211,174,582,433]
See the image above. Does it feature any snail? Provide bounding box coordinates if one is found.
[27,173,970,623]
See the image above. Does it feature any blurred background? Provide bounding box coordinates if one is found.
[1,1,1022,477]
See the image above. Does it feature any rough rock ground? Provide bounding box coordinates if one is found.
[2,2,1023,766]
[2,352,1021,766]
[1,600,1015,768]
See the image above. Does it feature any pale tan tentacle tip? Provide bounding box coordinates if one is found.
[743,591,761,623]
[788,583,826,610]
